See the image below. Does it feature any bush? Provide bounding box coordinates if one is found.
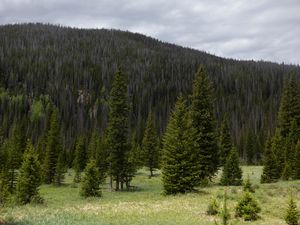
[235,191,261,221]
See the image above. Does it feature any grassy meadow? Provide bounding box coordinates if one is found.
[1,166,300,225]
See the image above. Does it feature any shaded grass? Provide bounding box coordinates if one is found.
[1,166,300,225]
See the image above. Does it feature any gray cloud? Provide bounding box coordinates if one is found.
[0,0,299,64]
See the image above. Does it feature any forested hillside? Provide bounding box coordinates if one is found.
[0,23,299,162]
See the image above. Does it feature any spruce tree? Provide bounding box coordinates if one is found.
[277,75,300,138]
[53,151,66,185]
[293,140,300,180]
[0,172,10,206]
[73,136,87,173]
[88,130,99,160]
[16,140,42,205]
[80,160,102,198]
[235,191,261,221]
[162,96,198,194]
[261,138,280,183]
[106,70,130,191]
[189,66,219,181]
[245,132,255,165]
[142,111,159,177]
[243,175,255,193]
[285,192,300,225]
[220,147,242,186]
[43,109,62,184]
[219,116,232,166]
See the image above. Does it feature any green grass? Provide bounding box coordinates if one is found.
[1,166,300,225]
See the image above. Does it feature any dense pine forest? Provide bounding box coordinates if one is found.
[0,23,300,225]
[0,23,299,164]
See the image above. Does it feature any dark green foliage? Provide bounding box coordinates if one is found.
[1,24,300,165]
[88,130,99,160]
[277,75,300,138]
[16,140,42,205]
[190,66,219,181]
[162,97,198,194]
[221,147,242,186]
[261,136,281,183]
[219,116,232,166]
[73,136,87,173]
[142,112,159,177]
[95,135,109,179]
[293,140,300,179]
[235,191,261,221]
[243,175,255,193]
[245,132,256,165]
[43,109,62,184]
[285,193,300,225]
[207,198,219,215]
[0,172,10,206]
[106,70,130,191]
[53,151,66,185]
[80,160,102,198]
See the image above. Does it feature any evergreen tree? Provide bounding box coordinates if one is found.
[261,138,280,183]
[220,147,242,186]
[277,75,300,138]
[219,116,232,166]
[189,66,219,181]
[285,192,300,225]
[106,70,130,191]
[53,151,66,185]
[245,131,255,165]
[235,191,261,221]
[95,135,108,179]
[16,140,42,205]
[43,109,62,184]
[142,111,159,177]
[0,172,10,206]
[73,136,87,173]
[293,140,300,180]
[162,96,198,194]
[88,130,99,160]
[80,160,102,198]
[243,175,255,193]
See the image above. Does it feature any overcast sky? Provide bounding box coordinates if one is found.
[0,0,299,64]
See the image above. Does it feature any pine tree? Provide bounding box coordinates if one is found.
[142,111,159,177]
[285,193,300,225]
[53,151,66,185]
[16,140,42,205]
[80,160,102,198]
[73,136,87,173]
[235,191,261,221]
[245,131,255,165]
[95,135,108,179]
[106,70,130,191]
[162,96,199,194]
[293,140,300,180]
[261,138,280,183]
[189,66,219,181]
[0,172,10,206]
[243,175,255,193]
[219,116,232,166]
[277,75,300,138]
[220,147,242,186]
[88,130,99,160]
[43,109,62,184]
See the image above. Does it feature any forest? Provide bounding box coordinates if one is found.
[0,23,300,225]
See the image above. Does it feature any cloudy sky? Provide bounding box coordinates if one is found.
[0,0,299,64]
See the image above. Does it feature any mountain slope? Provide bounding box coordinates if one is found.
[0,23,299,160]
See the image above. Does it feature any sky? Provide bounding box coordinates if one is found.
[0,0,299,64]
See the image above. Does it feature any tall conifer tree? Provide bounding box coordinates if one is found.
[43,109,62,184]
[106,70,130,191]
[190,66,219,180]
[162,97,198,194]
[219,116,232,166]
[142,111,159,177]
[16,140,42,205]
